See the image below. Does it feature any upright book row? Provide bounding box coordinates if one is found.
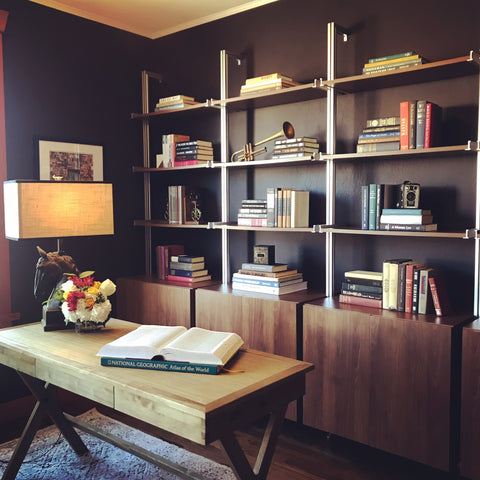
[237,189,309,228]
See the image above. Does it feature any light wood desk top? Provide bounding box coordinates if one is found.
[0,318,313,445]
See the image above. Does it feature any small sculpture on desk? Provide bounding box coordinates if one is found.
[34,246,79,331]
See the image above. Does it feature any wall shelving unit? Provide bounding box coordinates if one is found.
[125,22,480,473]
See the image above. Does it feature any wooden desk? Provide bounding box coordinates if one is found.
[0,319,313,480]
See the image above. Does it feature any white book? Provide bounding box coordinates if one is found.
[97,325,244,366]
[379,214,433,225]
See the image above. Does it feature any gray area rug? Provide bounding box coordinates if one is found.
[0,408,236,479]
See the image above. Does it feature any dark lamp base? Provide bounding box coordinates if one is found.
[41,306,74,331]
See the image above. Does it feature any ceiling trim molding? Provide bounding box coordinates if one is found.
[29,0,279,39]
[150,0,279,39]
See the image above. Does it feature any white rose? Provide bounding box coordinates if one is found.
[99,279,116,297]
[61,279,74,292]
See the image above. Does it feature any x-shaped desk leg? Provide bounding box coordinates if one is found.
[218,404,287,480]
[1,371,89,480]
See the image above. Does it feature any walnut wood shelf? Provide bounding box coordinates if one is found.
[211,81,327,111]
[322,226,470,239]
[323,52,480,94]
[323,143,478,161]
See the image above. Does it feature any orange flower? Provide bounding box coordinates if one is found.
[85,297,95,310]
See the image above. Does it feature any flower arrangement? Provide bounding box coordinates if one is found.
[53,271,116,328]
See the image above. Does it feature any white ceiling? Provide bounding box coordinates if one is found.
[29,0,279,39]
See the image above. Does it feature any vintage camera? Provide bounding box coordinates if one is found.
[397,181,420,208]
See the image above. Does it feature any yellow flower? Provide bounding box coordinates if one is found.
[85,297,95,310]
[88,286,99,295]
[94,281,101,289]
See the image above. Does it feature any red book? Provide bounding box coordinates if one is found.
[428,274,452,316]
[167,274,212,283]
[339,294,382,308]
[157,244,184,280]
[400,101,410,150]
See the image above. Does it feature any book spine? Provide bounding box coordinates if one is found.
[382,260,390,309]
[380,223,437,231]
[358,130,401,139]
[169,269,207,277]
[366,117,400,128]
[174,160,208,166]
[237,217,268,227]
[100,357,219,375]
[428,275,452,316]
[409,101,417,149]
[237,213,268,218]
[369,184,377,230]
[412,268,421,313]
[367,51,415,64]
[404,264,415,313]
[356,142,400,153]
[375,184,384,231]
[361,185,369,230]
[388,262,400,310]
[397,263,407,312]
[343,276,382,287]
[232,276,286,287]
[418,269,432,314]
[379,215,433,225]
[416,100,426,148]
[400,101,410,150]
[266,187,278,227]
[241,263,286,272]
[339,294,382,308]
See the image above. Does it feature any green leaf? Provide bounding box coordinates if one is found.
[79,270,95,278]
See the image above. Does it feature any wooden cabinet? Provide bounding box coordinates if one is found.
[116,276,219,328]
[195,285,324,421]
[303,297,469,471]
[460,319,480,480]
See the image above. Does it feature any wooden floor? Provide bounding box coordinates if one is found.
[0,402,460,480]
[99,406,457,480]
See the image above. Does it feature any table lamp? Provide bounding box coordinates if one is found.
[3,180,114,330]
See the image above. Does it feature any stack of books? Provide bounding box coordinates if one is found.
[361,184,397,230]
[232,262,307,295]
[239,73,299,96]
[175,140,213,166]
[382,259,451,316]
[237,199,268,227]
[356,117,400,153]
[167,254,212,283]
[272,137,319,159]
[339,270,383,308]
[379,208,437,232]
[362,51,425,75]
[154,94,199,112]
[400,100,442,150]
[162,134,190,167]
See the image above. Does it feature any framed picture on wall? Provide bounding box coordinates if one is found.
[38,140,103,181]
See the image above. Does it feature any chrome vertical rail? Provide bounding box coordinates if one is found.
[325,23,347,297]
[475,71,480,316]
[141,70,162,276]
[220,50,242,284]
[220,50,230,284]
[141,70,152,275]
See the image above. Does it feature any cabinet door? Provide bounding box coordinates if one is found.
[195,287,297,358]
[303,303,371,441]
[460,321,480,480]
[368,314,452,470]
[303,299,462,471]
[116,277,192,328]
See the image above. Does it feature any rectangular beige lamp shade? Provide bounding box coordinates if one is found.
[4,180,114,240]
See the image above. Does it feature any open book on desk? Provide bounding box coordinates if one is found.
[97,325,244,375]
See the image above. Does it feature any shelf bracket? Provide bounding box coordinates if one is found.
[465,228,480,239]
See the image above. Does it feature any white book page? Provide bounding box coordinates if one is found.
[97,325,187,359]
[159,327,244,365]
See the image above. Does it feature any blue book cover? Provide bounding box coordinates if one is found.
[100,357,221,375]
[382,208,430,215]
